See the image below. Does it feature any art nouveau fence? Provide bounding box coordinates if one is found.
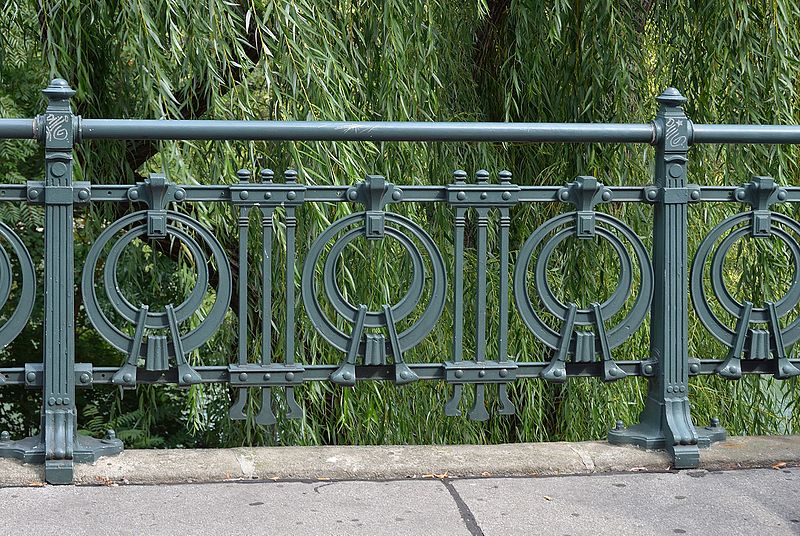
[0,80,799,484]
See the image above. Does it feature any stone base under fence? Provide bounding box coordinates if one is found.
[0,435,797,487]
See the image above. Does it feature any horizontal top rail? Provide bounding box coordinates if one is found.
[691,124,800,144]
[3,119,800,145]
[81,120,657,143]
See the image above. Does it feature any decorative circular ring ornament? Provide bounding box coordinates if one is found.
[82,211,232,356]
[0,223,36,348]
[513,212,653,349]
[301,212,446,356]
[691,212,800,347]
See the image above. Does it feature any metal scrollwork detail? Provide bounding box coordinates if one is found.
[691,209,800,380]
[82,210,232,387]
[0,223,36,353]
[301,211,447,386]
[513,211,653,382]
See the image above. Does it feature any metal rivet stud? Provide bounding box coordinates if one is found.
[392,189,402,201]
[79,373,90,384]
[51,162,67,177]
[239,190,250,200]
[646,189,657,201]
[347,190,358,201]
[78,189,90,201]
[286,372,295,381]
[128,188,139,200]
[263,373,271,381]
[499,368,508,378]
[690,189,700,201]
[480,192,488,200]
[182,374,193,383]
[0,431,9,441]
[601,190,612,202]
[553,369,563,377]
[29,189,40,200]
[122,373,132,383]
[643,364,653,375]
[400,371,409,380]
[559,190,570,201]
[287,191,297,201]
[174,189,186,201]
[735,189,745,201]
[342,372,353,381]
[264,192,272,200]
[501,191,511,201]
[456,191,466,201]
[26,372,36,383]
[778,190,788,201]
[478,370,486,378]
[454,369,464,379]
[239,372,248,381]
[689,363,699,374]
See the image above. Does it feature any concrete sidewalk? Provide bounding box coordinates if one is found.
[0,434,798,486]
[1,467,798,535]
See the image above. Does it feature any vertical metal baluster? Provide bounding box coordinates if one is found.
[230,169,251,420]
[283,169,301,417]
[445,170,467,416]
[497,170,515,415]
[257,169,277,425]
[469,170,490,421]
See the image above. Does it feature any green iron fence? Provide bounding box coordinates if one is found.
[0,79,799,484]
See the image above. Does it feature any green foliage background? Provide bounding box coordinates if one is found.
[0,0,799,448]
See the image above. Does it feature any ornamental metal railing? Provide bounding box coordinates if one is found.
[1,79,799,484]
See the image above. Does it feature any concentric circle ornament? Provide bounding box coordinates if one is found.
[82,211,232,358]
[513,212,653,378]
[0,222,36,348]
[301,212,446,380]
[691,211,800,379]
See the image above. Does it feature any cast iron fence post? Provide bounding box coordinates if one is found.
[0,80,122,484]
[40,79,79,484]
[608,88,724,467]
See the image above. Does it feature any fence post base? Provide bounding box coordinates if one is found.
[0,430,123,484]
[608,398,726,468]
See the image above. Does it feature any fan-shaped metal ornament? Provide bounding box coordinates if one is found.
[301,176,447,386]
[513,177,653,382]
[690,177,800,380]
[82,209,232,387]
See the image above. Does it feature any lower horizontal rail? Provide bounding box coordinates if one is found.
[1,358,794,387]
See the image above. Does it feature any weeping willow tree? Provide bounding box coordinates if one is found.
[0,0,798,448]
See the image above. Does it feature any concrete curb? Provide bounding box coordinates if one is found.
[0,435,797,487]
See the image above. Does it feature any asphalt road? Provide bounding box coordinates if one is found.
[1,467,798,535]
